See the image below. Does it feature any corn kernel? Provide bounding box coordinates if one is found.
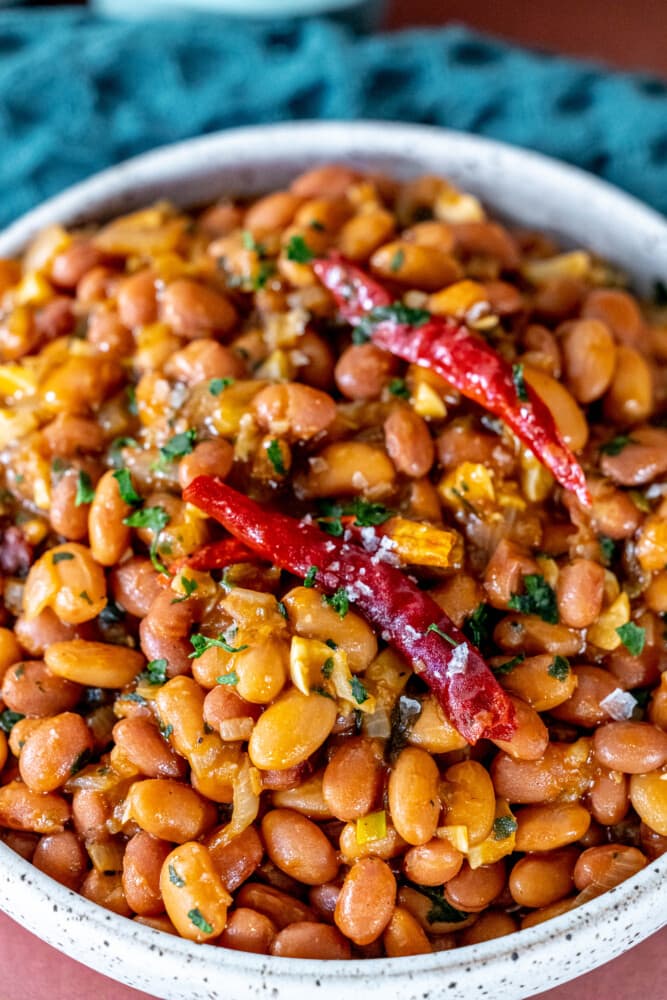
[438,461,495,512]
[521,250,591,286]
[587,591,630,650]
[434,187,485,224]
[412,379,447,420]
[383,516,458,569]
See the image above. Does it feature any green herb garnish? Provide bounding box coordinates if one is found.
[209,376,235,396]
[286,234,315,263]
[99,599,125,624]
[409,884,470,925]
[123,506,171,573]
[616,621,646,656]
[189,632,249,659]
[321,657,334,678]
[388,377,410,399]
[139,658,168,686]
[390,248,405,273]
[303,566,318,588]
[126,384,138,416]
[492,816,518,840]
[52,552,75,564]
[548,655,570,681]
[266,439,286,476]
[109,436,138,467]
[70,749,91,776]
[168,864,185,888]
[508,574,558,624]
[112,468,142,506]
[598,535,617,565]
[0,709,24,733]
[75,471,95,506]
[188,909,213,934]
[323,588,349,619]
[159,429,197,463]
[600,435,637,456]
[216,671,239,686]
[349,677,369,704]
[426,623,458,646]
[79,590,92,605]
[512,363,529,403]
[493,653,525,676]
[171,576,199,604]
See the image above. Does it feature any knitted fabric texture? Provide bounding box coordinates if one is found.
[0,10,666,227]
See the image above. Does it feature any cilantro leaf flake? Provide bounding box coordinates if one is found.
[508,574,558,624]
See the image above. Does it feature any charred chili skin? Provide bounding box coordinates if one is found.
[184,476,517,744]
[313,254,591,508]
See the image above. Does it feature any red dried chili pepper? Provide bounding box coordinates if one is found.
[184,475,516,744]
[313,254,591,507]
[183,537,255,571]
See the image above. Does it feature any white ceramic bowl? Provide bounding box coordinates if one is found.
[0,122,666,1000]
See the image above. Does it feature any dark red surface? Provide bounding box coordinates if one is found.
[0,909,664,1000]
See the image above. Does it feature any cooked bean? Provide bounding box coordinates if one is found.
[445,861,506,912]
[509,848,577,908]
[299,441,395,498]
[219,908,277,954]
[207,825,264,892]
[71,787,111,842]
[588,767,629,826]
[88,469,132,566]
[161,279,237,339]
[203,686,261,741]
[45,640,144,688]
[600,425,667,486]
[573,844,646,891]
[244,190,302,234]
[50,468,93,541]
[494,614,584,658]
[560,318,616,403]
[384,405,435,478]
[440,760,496,846]
[117,269,158,328]
[521,897,575,929]
[550,666,621,728]
[40,413,106,458]
[249,688,336,770]
[50,240,106,289]
[272,770,332,819]
[452,221,519,268]
[271,922,352,959]
[165,339,244,385]
[483,538,539,610]
[322,737,384,822]
[23,543,107,624]
[0,780,70,833]
[604,345,653,424]
[371,240,461,290]
[514,802,591,851]
[491,740,592,804]
[382,907,432,957]
[630,771,667,836]
[334,343,397,401]
[334,858,396,946]
[122,831,172,915]
[556,559,605,629]
[81,869,132,916]
[252,382,337,440]
[32,830,88,890]
[396,885,476,936]
[1,659,82,717]
[86,309,133,356]
[461,910,518,945]
[594,722,667,774]
[388,747,440,846]
[124,779,217,843]
[112,717,187,780]
[140,590,199,677]
[402,839,463,887]
[235,883,316,929]
[583,288,644,345]
[290,164,360,199]
[523,366,587,451]
[261,808,338,885]
[339,819,406,864]
[109,556,162,619]
[283,586,377,672]
[160,842,231,941]
[337,209,396,261]
[19,712,93,793]
[0,629,23,683]
[497,653,577,712]
[492,695,549,762]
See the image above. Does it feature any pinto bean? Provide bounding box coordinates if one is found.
[334,858,397,946]
[161,279,237,339]
[560,318,616,403]
[110,557,162,619]
[600,426,667,486]
[1,659,82,718]
[122,831,172,915]
[164,339,244,385]
[112,717,188,780]
[32,831,88,890]
[334,343,397,401]
[384,405,435,478]
[252,383,337,441]
[593,722,667,774]
[556,559,605,629]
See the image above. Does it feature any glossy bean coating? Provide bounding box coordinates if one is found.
[322,737,384,822]
[498,653,577,712]
[18,712,93,793]
[45,640,144,689]
[50,468,92,541]
[491,695,549,762]
[384,405,435,478]
[252,383,337,441]
[88,469,132,566]
[261,808,339,885]
[334,344,397,401]
[556,559,605,629]
[122,831,173,915]
[299,441,395,498]
[248,688,337,771]
[32,831,88,890]
[383,907,432,957]
[283,586,377,672]
[271,922,352,960]
[388,747,440,846]
[402,839,464,887]
[178,439,235,490]
[161,279,237,339]
[124,779,217,843]
[0,781,70,833]
[550,666,620,728]
[603,345,653,424]
[593,722,667,774]
[235,883,316,929]
[514,802,591,852]
[440,760,496,846]
[23,543,107,625]
[164,339,243,385]
[460,910,518,946]
[444,861,506,912]
[573,844,646,891]
[219,908,277,954]
[334,858,397,946]
[630,772,667,836]
[109,556,162,619]
[112,717,188,780]
[207,825,264,892]
[588,767,629,826]
[1,659,82,717]
[560,318,616,403]
[509,849,577,908]
[160,842,231,941]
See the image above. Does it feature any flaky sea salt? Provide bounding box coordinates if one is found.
[599,688,638,721]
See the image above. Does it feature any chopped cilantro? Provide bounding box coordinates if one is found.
[303,565,318,588]
[188,909,213,934]
[388,377,410,399]
[319,517,345,537]
[390,248,405,273]
[349,676,369,704]
[119,692,147,705]
[351,326,371,345]
[426,623,458,647]
[508,574,558,624]
[79,590,92,605]
[0,709,24,733]
[171,576,199,604]
[112,468,142,506]
[323,588,349,619]
[409,884,469,925]
[493,816,518,840]
[123,506,170,573]
[168,864,185,887]
[629,490,651,513]
[139,658,168,686]
[70,749,91,776]
[598,535,617,565]
[160,722,174,740]
[266,439,286,476]
[493,653,525,676]
[548,655,570,681]
[286,234,315,264]
[159,429,197,463]
[616,621,646,656]
[216,671,239,686]
[512,363,529,403]
[242,230,264,254]
[209,376,235,396]
[51,457,68,477]
[600,435,637,456]
[126,384,138,416]
[311,685,334,699]
[321,657,334,678]
[325,638,337,650]
[252,260,276,290]
[75,471,95,506]
[52,551,75,564]
[350,498,392,527]
[189,632,249,659]
[309,220,325,232]
[276,600,287,618]
[463,603,500,656]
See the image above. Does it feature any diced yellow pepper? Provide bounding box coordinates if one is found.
[383,516,458,569]
[467,799,517,870]
[438,461,495,512]
[412,379,447,420]
[435,824,470,854]
[356,810,387,845]
[587,592,630,651]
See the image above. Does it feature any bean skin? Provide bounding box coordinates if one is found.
[334,858,397,946]
[112,717,188,780]
[322,737,384,822]
[270,922,352,960]
[1,659,82,718]
[593,722,667,774]
[219,908,277,955]
[32,831,88,890]
[18,712,94,793]
[122,831,173,916]
[261,808,339,885]
[384,405,435,478]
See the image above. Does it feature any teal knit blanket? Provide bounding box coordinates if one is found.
[0,10,666,227]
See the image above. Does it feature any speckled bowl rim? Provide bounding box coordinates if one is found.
[0,122,666,1000]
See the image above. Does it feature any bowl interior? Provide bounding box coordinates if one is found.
[0,121,666,1000]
